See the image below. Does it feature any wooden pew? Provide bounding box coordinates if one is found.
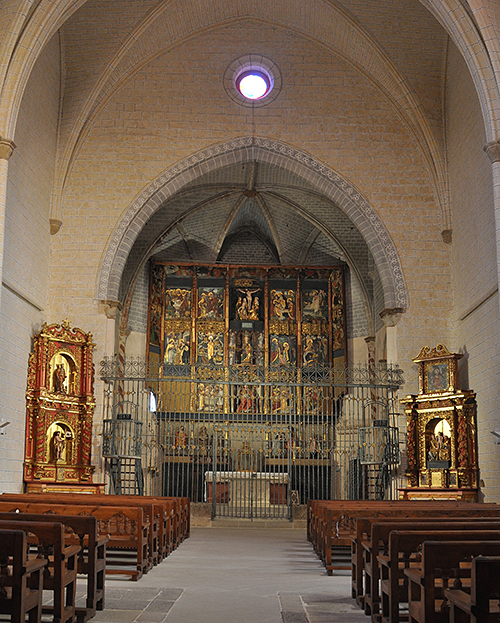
[0,493,191,561]
[308,499,499,575]
[444,555,500,623]
[378,531,500,623]
[0,529,48,623]
[0,494,158,570]
[0,512,107,623]
[406,540,500,623]
[0,501,149,581]
[360,519,500,619]
[0,520,80,623]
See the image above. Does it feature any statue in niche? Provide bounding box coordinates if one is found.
[51,430,65,461]
[174,425,188,453]
[237,384,257,413]
[53,364,67,393]
[241,333,253,364]
[428,430,451,462]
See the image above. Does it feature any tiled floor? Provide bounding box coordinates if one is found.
[86,525,368,623]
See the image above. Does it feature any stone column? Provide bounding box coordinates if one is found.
[379,307,405,365]
[98,300,122,357]
[484,141,500,315]
[0,137,16,312]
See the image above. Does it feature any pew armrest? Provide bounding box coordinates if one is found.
[24,556,49,574]
[444,588,472,614]
[404,567,423,584]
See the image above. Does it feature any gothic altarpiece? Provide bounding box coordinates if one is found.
[146,263,347,503]
[24,321,102,492]
[400,344,479,501]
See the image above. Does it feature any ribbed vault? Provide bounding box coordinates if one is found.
[97,138,407,330]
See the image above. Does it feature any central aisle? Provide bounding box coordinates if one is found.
[91,526,367,623]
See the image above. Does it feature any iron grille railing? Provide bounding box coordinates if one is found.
[100,359,405,517]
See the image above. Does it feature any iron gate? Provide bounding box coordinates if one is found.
[100,359,405,519]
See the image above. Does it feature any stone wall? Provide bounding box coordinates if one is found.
[0,35,60,491]
[446,41,500,502]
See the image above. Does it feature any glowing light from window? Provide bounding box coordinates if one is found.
[149,391,157,412]
[237,71,270,100]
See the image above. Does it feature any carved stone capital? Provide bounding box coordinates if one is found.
[97,300,122,319]
[50,219,62,235]
[0,137,16,160]
[119,327,131,340]
[484,140,500,163]
[380,307,405,327]
[441,229,452,244]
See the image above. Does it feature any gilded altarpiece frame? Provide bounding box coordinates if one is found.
[400,344,478,502]
[24,321,102,492]
[147,262,347,418]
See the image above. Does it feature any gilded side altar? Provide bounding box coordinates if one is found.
[400,344,478,502]
[24,321,103,493]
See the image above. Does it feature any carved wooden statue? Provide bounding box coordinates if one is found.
[24,321,102,492]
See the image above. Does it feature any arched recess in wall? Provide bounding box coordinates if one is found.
[96,138,408,327]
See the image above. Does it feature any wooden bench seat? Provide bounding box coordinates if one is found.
[0,528,48,623]
[0,501,149,581]
[307,499,499,575]
[0,494,158,571]
[0,511,108,623]
[351,512,500,604]
[405,540,500,623]
[0,520,81,623]
[378,531,500,623]
[444,555,500,623]
[359,519,500,619]
[0,493,191,562]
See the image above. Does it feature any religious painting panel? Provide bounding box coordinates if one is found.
[197,286,224,319]
[148,264,163,347]
[196,383,225,413]
[164,287,192,319]
[164,330,191,365]
[233,383,262,416]
[270,288,296,321]
[270,335,297,366]
[233,282,263,323]
[302,335,329,366]
[301,285,328,322]
[269,385,293,414]
[197,332,224,365]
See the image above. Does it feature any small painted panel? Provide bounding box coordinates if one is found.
[302,287,328,321]
[149,266,163,346]
[270,289,295,321]
[197,332,224,365]
[302,335,328,366]
[165,288,192,319]
[270,335,297,365]
[164,331,191,364]
[197,286,224,318]
[234,286,262,321]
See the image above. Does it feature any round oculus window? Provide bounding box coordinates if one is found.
[224,55,282,108]
[237,70,270,100]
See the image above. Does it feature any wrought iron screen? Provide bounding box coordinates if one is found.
[100,359,405,519]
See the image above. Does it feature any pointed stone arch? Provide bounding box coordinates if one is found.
[97,137,408,311]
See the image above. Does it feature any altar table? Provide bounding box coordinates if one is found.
[205,471,289,506]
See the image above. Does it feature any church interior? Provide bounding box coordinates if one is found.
[1,0,500,558]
